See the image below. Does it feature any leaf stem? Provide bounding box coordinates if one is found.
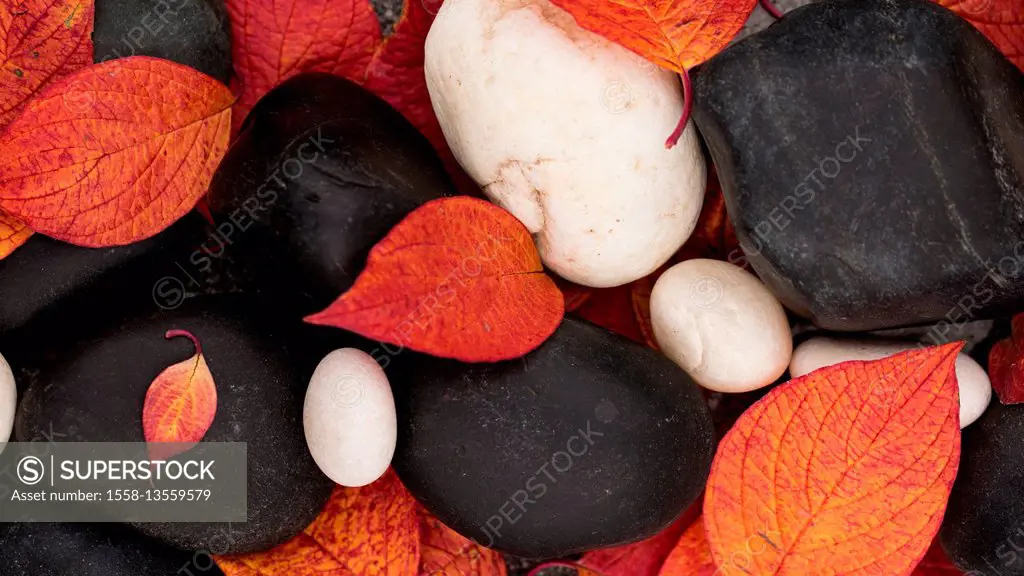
[665,69,693,149]
[760,0,784,19]
[165,329,202,356]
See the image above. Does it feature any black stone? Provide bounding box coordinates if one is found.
[692,0,1024,332]
[0,522,222,576]
[94,0,232,83]
[208,72,454,315]
[14,295,337,554]
[390,318,715,559]
[940,402,1024,574]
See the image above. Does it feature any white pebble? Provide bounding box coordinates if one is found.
[791,337,992,428]
[650,259,792,393]
[303,349,396,487]
[1,353,14,449]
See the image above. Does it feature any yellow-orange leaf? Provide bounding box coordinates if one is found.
[658,517,718,576]
[0,211,32,259]
[142,330,217,460]
[705,344,963,575]
[217,469,420,576]
[936,0,1023,71]
[419,512,506,575]
[0,56,233,247]
[549,0,756,73]
[0,0,94,128]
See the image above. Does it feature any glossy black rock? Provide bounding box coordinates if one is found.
[390,318,715,558]
[94,0,232,83]
[15,296,335,554]
[692,0,1024,331]
[208,73,453,315]
[940,402,1024,574]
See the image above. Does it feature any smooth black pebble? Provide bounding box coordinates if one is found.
[390,318,715,558]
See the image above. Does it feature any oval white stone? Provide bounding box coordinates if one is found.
[650,259,792,393]
[424,0,706,288]
[790,337,992,428]
[303,349,396,487]
[1,353,15,448]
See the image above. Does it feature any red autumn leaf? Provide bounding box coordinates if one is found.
[936,0,1023,71]
[0,0,93,128]
[581,500,701,576]
[548,0,756,74]
[658,517,718,576]
[217,469,420,576]
[556,278,593,313]
[911,540,963,575]
[0,56,233,247]
[142,330,217,460]
[0,211,32,259]
[988,313,1024,404]
[305,197,564,362]
[225,0,382,134]
[704,344,962,575]
[573,284,646,345]
[419,511,506,575]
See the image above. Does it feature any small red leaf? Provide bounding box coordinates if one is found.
[658,516,718,576]
[988,313,1024,404]
[0,211,32,260]
[142,329,217,460]
[305,197,564,362]
[582,500,701,576]
[911,539,964,575]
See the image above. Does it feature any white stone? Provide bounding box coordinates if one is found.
[424,0,706,288]
[303,349,396,487]
[790,337,992,428]
[0,353,14,450]
[650,259,792,393]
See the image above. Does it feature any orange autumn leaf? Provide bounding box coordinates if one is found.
[581,500,701,576]
[225,0,382,134]
[988,313,1024,404]
[217,469,420,576]
[142,330,217,460]
[419,512,506,575]
[936,0,1023,71]
[549,0,756,74]
[0,0,93,128]
[705,344,963,576]
[305,197,564,362]
[0,57,233,247]
[0,211,32,259]
[658,517,718,576]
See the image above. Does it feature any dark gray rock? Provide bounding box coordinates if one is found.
[208,73,454,315]
[940,402,1024,575]
[390,318,715,559]
[0,522,221,576]
[692,0,1024,332]
[15,295,337,554]
[94,0,232,83]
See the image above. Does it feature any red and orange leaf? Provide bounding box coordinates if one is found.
[142,330,217,460]
[305,197,564,362]
[911,540,963,575]
[658,517,718,576]
[419,512,506,575]
[0,0,93,128]
[574,284,646,345]
[581,500,701,576]
[0,211,32,259]
[0,57,233,247]
[226,0,382,133]
[705,344,963,576]
[936,0,1023,71]
[548,0,756,74]
[217,469,420,576]
[557,278,593,313]
[988,313,1024,404]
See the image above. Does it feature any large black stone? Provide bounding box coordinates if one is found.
[390,318,715,559]
[94,0,232,83]
[14,295,338,554]
[208,73,453,315]
[692,0,1024,331]
[0,523,222,576]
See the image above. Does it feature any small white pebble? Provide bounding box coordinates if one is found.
[791,337,992,428]
[651,259,792,393]
[303,349,396,487]
[1,353,14,449]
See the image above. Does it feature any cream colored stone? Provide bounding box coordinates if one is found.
[424,0,706,287]
[651,259,792,392]
[0,353,14,449]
